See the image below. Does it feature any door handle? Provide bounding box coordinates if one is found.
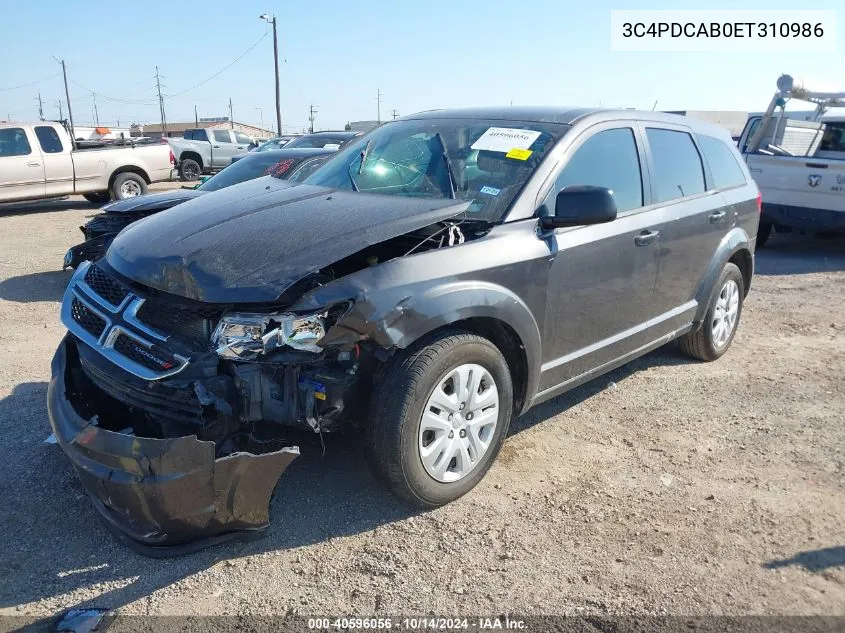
[213,145,221,148]
[634,230,660,246]
[709,211,726,223]
[27,161,41,167]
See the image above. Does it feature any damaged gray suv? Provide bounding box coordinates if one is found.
[49,107,760,554]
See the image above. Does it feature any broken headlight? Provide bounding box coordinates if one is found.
[212,311,327,360]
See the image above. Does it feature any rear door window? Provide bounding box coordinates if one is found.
[646,128,705,203]
[213,130,233,143]
[234,132,253,145]
[551,127,644,213]
[34,126,64,153]
[698,135,746,190]
[0,128,32,157]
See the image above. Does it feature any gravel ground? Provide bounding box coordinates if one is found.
[0,185,842,623]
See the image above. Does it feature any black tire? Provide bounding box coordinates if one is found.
[756,220,772,248]
[679,263,744,362]
[366,329,514,508]
[83,192,110,204]
[179,158,201,181]
[110,172,147,200]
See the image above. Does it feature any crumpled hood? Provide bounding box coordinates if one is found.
[102,188,206,214]
[107,177,469,303]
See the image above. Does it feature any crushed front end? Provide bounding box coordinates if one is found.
[49,260,365,554]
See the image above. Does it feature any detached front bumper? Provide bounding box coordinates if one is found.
[47,336,299,556]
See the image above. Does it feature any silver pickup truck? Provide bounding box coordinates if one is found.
[167,128,257,181]
[0,122,175,204]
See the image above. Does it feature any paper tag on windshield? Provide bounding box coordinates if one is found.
[471,127,541,153]
[506,148,533,160]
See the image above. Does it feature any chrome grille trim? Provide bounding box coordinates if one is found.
[61,261,189,381]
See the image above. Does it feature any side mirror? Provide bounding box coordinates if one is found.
[540,185,618,230]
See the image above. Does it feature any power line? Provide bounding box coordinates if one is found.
[167,31,269,98]
[69,79,157,105]
[0,73,60,92]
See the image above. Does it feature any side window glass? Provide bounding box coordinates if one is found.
[35,126,64,153]
[646,128,705,203]
[234,132,253,145]
[213,130,232,143]
[699,135,746,190]
[553,128,643,212]
[0,128,32,157]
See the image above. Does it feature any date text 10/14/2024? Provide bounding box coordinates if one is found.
[307,617,527,630]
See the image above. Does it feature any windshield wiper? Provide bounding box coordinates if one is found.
[435,132,457,200]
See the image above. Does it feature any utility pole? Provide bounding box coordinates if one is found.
[376,88,383,124]
[309,104,318,134]
[57,100,63,120]
[194,104,199,126]
[391,108,399,120]
[36,92,44,121]
[260,14,282,136]
[229,98,234,128]
[155,66,167,137]
[93,92,99,126]
[56,58,76,148]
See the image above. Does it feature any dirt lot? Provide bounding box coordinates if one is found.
[0,184,842,622]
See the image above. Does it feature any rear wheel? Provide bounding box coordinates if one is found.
[179,158,201,181]
[83,192,110,204]
[111,173,147,200]
[679,263,744,361]
[366,330,513,508]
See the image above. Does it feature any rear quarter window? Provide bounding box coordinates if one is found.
[698,135,747,190]
[35,126,64,153]
[646,128,705,203]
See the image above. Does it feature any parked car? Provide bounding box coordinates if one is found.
[283,130,363,149]
[50,107,759,554]
[63,148,334,269]
[168,128,258,181]
[739,75,845,246]
[0,122,174,204]
[254,136,296,151]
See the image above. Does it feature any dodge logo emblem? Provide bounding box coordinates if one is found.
[808,175,822,187]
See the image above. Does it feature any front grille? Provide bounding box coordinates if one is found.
[84,212,146,240]
[81,354,204,426]
[113,334,177,372]
[136,297,220,347]
[84,262,129,307]
[70,298,106,338]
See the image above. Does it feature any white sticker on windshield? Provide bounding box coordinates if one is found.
[471,127,541,153]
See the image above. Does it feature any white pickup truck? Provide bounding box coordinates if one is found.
[738,75,845,246]
[0,122,175,204]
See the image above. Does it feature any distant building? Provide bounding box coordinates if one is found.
[348,120,381,133]
[663,110,749,138]
[131,120,275,140]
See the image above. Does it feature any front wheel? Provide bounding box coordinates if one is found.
[679,263,744,361]
[111,173,147,200]
[366,330,513,508]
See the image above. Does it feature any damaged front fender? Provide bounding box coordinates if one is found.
[48,336,299,556]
